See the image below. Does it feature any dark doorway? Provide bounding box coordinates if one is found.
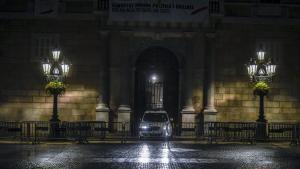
[134,47,179,126]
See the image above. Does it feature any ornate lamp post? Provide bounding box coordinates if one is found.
[42,49,70,137]
[246,47,276,139]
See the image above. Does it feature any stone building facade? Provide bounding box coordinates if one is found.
[0,0,300,124]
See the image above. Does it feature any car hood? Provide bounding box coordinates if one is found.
[140,121,168,126]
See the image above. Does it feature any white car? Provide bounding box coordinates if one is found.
[139,111,172,138]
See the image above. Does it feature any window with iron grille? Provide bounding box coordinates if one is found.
[31,34,59,61]
[256,40,281,63]
[35,0,58,16]
[98,0,109,10]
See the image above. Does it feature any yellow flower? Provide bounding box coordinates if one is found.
[45,81,66,95]
[254,81,269,91]
[253,81,269,95]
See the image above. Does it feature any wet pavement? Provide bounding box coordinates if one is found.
[0,142,300,169]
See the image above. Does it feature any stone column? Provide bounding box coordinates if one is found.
[95,72,109,122]
[202,33,217,122]
[109,67,120,122]
[108,32,123,123]
[96,31,110,122]
[117,64,132,123]
[181,39,196,123]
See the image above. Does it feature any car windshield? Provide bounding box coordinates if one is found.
[143,113,168,122]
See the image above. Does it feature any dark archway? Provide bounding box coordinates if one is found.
[134,47,179,126]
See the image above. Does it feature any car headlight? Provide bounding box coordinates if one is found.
[163,125,167,130]
[168,124,171,130]
[140,125,148,130]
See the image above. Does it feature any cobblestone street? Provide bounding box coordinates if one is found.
[0,142,299,169]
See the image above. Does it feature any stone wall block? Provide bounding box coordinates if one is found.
[265,108,280,114]
[279,102,293,108]
[215,87,225,94]
[215,82,224,87]
[215,94,224,100]
[225,88,231,94]
[3,90,27,96]
[215,100,227,106]
[33,103,52,109]
[227,100,242,107]
[68,85,85,90]
[8,96,33,103]
[242,101,259,107]
[32,108,52,114]
[83,90,98,97]
[280,108,297,114]
[241,89,252,95]
[82,98,97,103]
[243,107,256,113]
[280,89,291,95]
[223,94,235,100]
[59,96,71,103]
[45,96,53,103]
[293,102,300,108]
[227,107,244,113]
[236,82,248,88]
[241,95,251,100]
[5,103,32,108]
[71,109,83,116]
[265,102,280,108]
[79,104,95,109]
[60,103,78,109]
[274,95,297,102]
[27,90,40,96]
[33,96,45,103]
[39,91,48,97]
[239,112,257,122]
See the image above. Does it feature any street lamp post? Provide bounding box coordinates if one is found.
[246,47,276,139]
[42,49,70,137]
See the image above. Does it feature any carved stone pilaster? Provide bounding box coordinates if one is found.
[202,32,217,122]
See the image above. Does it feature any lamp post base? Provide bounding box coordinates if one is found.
[50,119,60,138]
[256,120,268,141]
[255,92,268,141]
[49,93,61,138]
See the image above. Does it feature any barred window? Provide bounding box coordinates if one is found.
[98,0,109,10]
[35,0,58,16]
[31,34,59,61]
[256,40,281,63]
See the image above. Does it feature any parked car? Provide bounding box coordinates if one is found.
[139,110,172,139]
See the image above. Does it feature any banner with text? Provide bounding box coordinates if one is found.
[109,0,208,23]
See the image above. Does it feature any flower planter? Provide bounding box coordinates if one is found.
[45,81,66,95]
[253,89,269,96]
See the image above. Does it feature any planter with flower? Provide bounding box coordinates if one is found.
[45,81,66,123]
[45,81,66,95]
[253,81,269,96]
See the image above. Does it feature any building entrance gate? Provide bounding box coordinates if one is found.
[134,47,179,131]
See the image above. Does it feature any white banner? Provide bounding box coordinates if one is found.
[109,0,208,23]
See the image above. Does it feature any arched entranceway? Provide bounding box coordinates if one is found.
[134,47,179,126]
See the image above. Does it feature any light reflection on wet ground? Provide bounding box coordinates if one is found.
[0,142,299,169]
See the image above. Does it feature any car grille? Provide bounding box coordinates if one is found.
[149,126,161,131]
[144,133,162,137]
